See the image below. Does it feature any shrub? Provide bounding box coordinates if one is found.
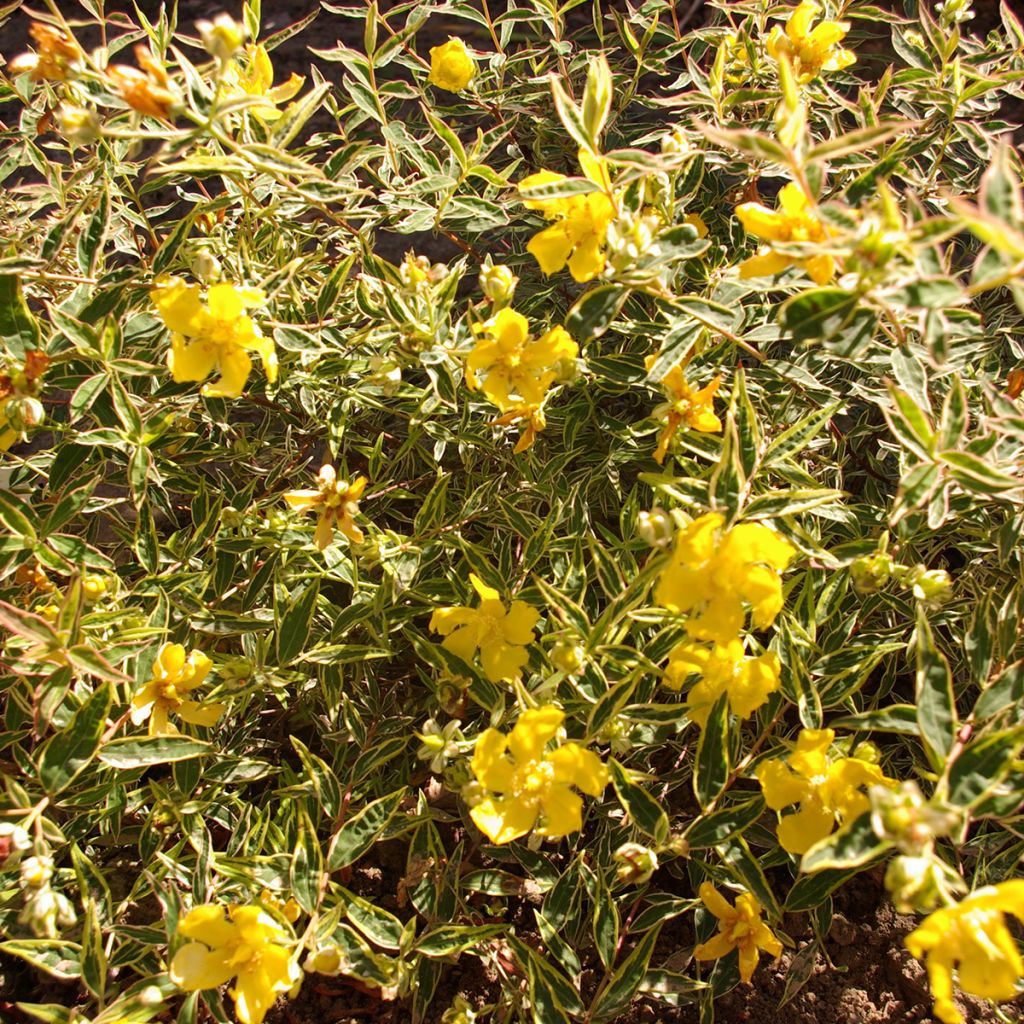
[1,1,1023,1022]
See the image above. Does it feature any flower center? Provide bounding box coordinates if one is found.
[513,760,554,807]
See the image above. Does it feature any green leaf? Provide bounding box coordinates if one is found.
[290,807,323,914]
[99,735,211,768]
[0,941,81,980]
[276,578,319,665]
[37,683,111,795]
[805,121,918,161]
[589,924,663,1020]
[327,789,406,869]
[799,813,890,873]
[416,924,505,957]
[785,868,863,912]
[940,450,1020,494]
[697,121,792,166]
[948,726,1024,806]
[684,797,764,849]
[830,704,920,733]
[0,275,41,357]
[550,74,594,154]
[565,284,627,341]
[781,288,859,342]
[915,608,958,763]
[693,694,730,805]
[609,759,670,844]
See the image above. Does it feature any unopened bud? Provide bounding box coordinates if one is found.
[550,642,584,675]
[850,553,895,594]
[191,249,222,283]
[197,14,247,64]
[637,507,674,548]
[479,263,518,304]
[57,105,100,146]
[909,567,952,608]
[304,943,346,975]
[614,842,659,885]
[0,824,31,869]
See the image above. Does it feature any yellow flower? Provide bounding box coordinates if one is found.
[8,23,81,82]
[282,466,368,551]
[654,513,795,644]
[520,155,616,282]
[169,903,301,1024]
[755,728,895,855]
[224,44,304,120]
[693,882,782,983]
[905,882,1024,1024]
[465,308,578,415]
[664,637,780,729]
[766,1,856,83]
[735,181,835,285]
[494,403,546,454]
[429,573,539,682]
[428,38,476,92]
[644,356,721,465]
[108,46,179,120]
[130,642,224,736]
[258,889,301,924]
[152,277,277,399]
[469,706,608,844]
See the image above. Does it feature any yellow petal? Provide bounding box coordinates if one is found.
[283,489,321,511]
[202,345,251,399]
[502,600,539,645]
[472,729,516,792]
[536,783,583,837]
[479,638,529,681]
[527,223,574,275]
[177,699,226,727]
[469,572,501,601]
[178,904,238,947]
[170,942,236,991]
[756,759,809,810]
[168,335,217,385]
[470,795,538,844]
[735,203,788,242]
[698,882,734,921]
[567,235,605,282]
[776,804,835,855]
[693,932,735,961]
[738,250,794,280]
[508,706,564,763]
[152,278,206,335]
[547,743,608,796]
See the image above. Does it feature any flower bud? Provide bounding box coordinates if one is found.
[368,355,402,396]
[614,842,659,885]
[57,105,100,146]
[850,552,895,593]
[549,642,584,675]
[479,263,518,304]
[637,507,674,548]
[0,824,32,869]
[909,567,952,608]
[461,780,486,808]
[21,855,53,888]
[191,249,222,283]
[197,14,247,64]
[660,127,689,157]
[304,943,346,975]
[81,575,109,603]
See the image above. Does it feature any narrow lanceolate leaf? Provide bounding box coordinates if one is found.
[37,683,111,794]
[609,759,670,844]
[915,608,958,764]
[0,274,41,356]
[327,789,406,869]
[291,807,324,914]
[589,924,663,1020]
[805,121,918,162]
[99,735,211,768]
[276,578,319,665]
[693,694,730,805]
